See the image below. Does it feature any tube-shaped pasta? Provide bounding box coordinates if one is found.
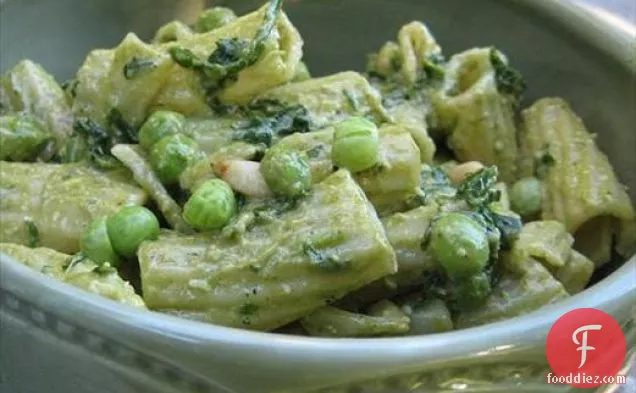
[182,117,237,155]
[138,170,397,331]
[73,2,303,126]
[0,114,53,161]
[387,99,436,164]
[0,243,145,308]
[0,162,147,253]
[368,21,442,86]
[256,71,389,128]
[404,298,454,335]
[1,60,73,152]
[300,305,410,337]
[395,22,443,86]
[492,182,511,211]
[555,250,595,295]
[152,21,194,44]
[338,205,439,309]
[572,216,613,267]
[367,22,441,161]
[455,255,569,328]
[510,221,594,294]
[519,97,636,264]
[271,124,422,214]
[356,124,421,202]
[73,37,175,126]
[511,221,574,270]
[434,48,519,183]
[165,2,303,106]
[382,205,438,278]
[111,144,192,233]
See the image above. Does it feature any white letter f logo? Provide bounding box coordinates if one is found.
[572,324,602,368]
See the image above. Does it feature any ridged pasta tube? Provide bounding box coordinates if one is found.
[338,205,439,309]
[138,170,397,331]
[0,162,147,253]
[510,221,594,294]
[1,60,73,152]
[73,37,175,126]
[256,71,389,128]
[368,21,442,86]
[455,254,569,328]
[0,243,145,308]
[387,97,436,164]
[170,2,303,106]
[556,250,595,295]
[73,2,303,126]
[434,48,520,183]
[152,21,194,44]
[300,305,410,337]
[511,221,574,270]
[367,22,441,161]
[111,144,192,233]
[271,124,422,214]
[404,298,454,335]
[519,97,636,264]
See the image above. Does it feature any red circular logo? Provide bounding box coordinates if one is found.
[546,308,626,388]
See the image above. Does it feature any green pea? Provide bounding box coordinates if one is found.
[430,212,490,279]
[260,148,311,197]
[138,110,185,150]
[194,7,236,33]
[183,179,236,230]
[80,217,121,266]
[149,134,205,185]
[0,114,52,161]
[106,206,160,257]
[510,176,542,217]
[332,116,380,173]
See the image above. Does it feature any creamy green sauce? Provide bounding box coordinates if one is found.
[0,0,634,337]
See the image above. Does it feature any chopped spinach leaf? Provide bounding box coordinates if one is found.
[454,166,521,249]
[233,99,312,146]
[64,253,88,273]
[93,263,117,276]
[422,53,446,81]
[123,57,157,79]
[239,302,259,325]
[489,48,526,99]
[343,89,360,111]
[61,79,79,98]
[254,196,300,217]
[71,117,120,168]
[303,243,350,272]
[488,210,522,248]
[534,145,556,179]
[107,108,137,144]
[306,144,327,159]
[239,302,259,316]
[418,165,456,205]
[456,166,501,208]
[24,217,39,248]
[169,0,283,106]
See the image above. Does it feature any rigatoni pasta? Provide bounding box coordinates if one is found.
[519,97,636,265]
[0,0,634,338]
[0,243,146,308]
[434,48,520,183]
[138,170,397,331]
[256,71,390,127]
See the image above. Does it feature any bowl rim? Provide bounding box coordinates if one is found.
[1,0,635,378]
